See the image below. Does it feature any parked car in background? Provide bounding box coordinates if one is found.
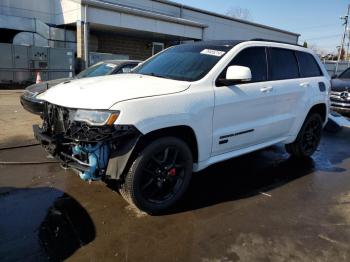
[33,40,329,214]
[20,60,141,115]
[330,68,350,115]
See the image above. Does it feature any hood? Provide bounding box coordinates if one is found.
[25,78,73,96]
[37,74,191,109]
[331,79,350,92]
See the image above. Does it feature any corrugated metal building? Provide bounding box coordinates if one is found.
[0,0,300,70]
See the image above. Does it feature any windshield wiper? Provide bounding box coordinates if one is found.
[142,72,167,79]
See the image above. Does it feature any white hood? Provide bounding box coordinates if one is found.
[37,74,190,109]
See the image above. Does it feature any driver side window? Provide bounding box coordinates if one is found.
[218,47,268,84]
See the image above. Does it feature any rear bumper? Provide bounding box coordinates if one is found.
[20,95,44,115]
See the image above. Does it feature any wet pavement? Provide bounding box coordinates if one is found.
[1,92,350,261]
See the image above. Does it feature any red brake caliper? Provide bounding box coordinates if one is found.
[169,168,177,176]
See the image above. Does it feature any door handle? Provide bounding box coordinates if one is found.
[300,82,310,88]
[260,86,273,93]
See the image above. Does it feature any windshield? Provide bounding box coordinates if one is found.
[339,68,350,79]
[133,44,232,81]
[76,62,118,78]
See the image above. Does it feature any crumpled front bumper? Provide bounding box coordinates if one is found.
[33,125,91,173]
[33,123,141,180]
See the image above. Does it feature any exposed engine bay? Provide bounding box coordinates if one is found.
[33,103,141,181]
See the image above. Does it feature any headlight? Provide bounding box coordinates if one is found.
[73,110,119,126]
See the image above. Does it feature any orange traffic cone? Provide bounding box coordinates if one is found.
[36,71,42,84]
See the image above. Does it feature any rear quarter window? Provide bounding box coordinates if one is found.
[295,51,323,77]
[269,48,299,81]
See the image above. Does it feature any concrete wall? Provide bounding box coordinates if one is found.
[182,9,298,43]
[0,0,55,24]
[0,0,299,43]
[96,0,181,17]
[94,32,154,60]
[83,0,299,43]
[55,0,81,25]
[85,4,203,40]
[0,0,80,25]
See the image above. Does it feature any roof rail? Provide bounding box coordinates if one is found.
[249,38,303,47]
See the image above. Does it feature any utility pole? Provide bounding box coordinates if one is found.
[347,41,350,67]
[335,4,350,75]
[348,33,350,67]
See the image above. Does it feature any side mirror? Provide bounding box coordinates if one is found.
[217,65,252,86]
[226,65,252,82]
[331,74,338,79]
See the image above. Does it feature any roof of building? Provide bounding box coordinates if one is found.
[189,39,303,48]
[152,0,300,37]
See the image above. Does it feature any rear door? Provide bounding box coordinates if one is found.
[265,47,306,137]
[295,50,326,101]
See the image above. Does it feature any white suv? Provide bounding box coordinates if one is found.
[34,40,329,213]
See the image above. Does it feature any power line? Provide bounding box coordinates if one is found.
[293,23,340,31]
[305,34,341,40]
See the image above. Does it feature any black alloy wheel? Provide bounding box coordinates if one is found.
[141,146,186,204]
[119,137,193,214]
[285,113,323,157]
[300,116,323,155]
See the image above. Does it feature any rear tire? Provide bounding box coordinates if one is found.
[285,113,323,158]
[119,137,193,214]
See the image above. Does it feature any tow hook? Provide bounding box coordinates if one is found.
[72,143,109,181]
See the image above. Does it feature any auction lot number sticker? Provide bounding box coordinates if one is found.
[200,49,226,57]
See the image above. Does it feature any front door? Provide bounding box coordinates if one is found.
[212,47,280,156]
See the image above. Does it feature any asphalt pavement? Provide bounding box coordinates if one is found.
[1,91,350,261]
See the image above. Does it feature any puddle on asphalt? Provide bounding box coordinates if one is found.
[0,187,95,261]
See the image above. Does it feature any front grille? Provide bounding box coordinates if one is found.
[330,91,350,104]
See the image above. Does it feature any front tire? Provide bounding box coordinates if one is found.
[119,137,193,214]
[285,113,323,158]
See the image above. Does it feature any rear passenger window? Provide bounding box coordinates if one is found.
[296,51,323,77]
[226,47,268,83]
[269,48,299,80]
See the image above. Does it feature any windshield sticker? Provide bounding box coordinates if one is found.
[200,49,226,57]
[105,63,117,68]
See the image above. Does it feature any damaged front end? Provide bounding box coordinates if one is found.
[33,103,141,181]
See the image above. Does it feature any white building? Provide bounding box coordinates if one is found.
[0,0,300,69]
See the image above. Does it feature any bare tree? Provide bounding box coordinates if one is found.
[308,43,328,58]
[226,6,252,21]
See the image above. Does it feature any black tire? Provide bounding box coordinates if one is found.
[119,137,193,214]
[285,113,323,158]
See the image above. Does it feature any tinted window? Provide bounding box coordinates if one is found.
[339,67,350,79]
[269,48,299,80]
[133,44,232,81]
[296,51,322,77]
[227,47,268,82]
[76,62,118,78]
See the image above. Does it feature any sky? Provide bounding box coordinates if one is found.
[172,0,349,54]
